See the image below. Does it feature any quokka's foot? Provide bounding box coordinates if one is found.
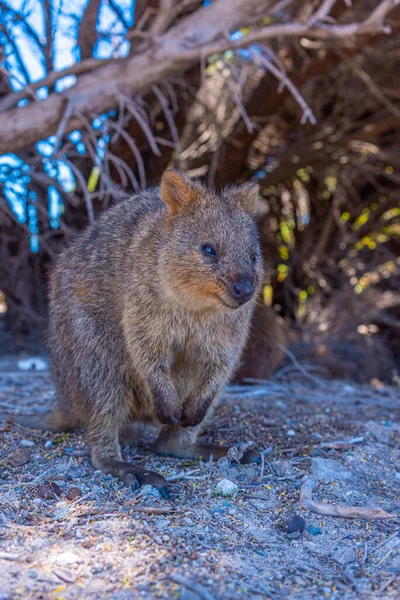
[94,458,169,498]
[156,439,260,465]
[132,464,169,499]
[194,443,260,464]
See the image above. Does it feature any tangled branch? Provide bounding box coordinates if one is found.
[0,0,398,154]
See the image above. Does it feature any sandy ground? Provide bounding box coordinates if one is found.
[0,354,399,599]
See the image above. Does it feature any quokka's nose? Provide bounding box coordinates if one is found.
[231,276,255,305]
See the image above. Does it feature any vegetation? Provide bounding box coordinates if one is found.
[0,0,399,348]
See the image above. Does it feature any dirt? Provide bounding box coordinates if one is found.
[0,353,399,599]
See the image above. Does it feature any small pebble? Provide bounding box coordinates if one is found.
[52,505,69,521]
[45,441,53,448]
[332,546,356,565]
[35,481,62,500]
[154,518,171,531]
[287,429,296,437]
[8,448,31,467]
[304,541,318,552]
[28,570,37,579]
[139,485,162,500]
[55,550,80,565]
[215,479,238,496]
[343,385,354,392]
[66,487,83,501]
[20,439,34,448]
[216,456,230,471]
[307,524,322,536]
[69,466,86,478]
[283,514,306,534]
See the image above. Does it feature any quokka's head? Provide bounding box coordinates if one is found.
[159,170,263,312]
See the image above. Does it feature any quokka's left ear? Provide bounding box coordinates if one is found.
[160,169,201,216]
[235,182,260,214]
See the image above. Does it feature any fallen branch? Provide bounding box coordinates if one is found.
[368,531,400,556]
[300,477,397,521]
[276,345,323,387]
[131,506,176,515]
[0,552,20,561]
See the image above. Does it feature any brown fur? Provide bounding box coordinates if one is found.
[14,171,263,497]
[234,301,287,382]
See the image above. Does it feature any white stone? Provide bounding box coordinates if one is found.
[18,358,48,372]
[20,439,34,447]
[54,551,80,565]
[215,479,238,496]
[140,484,162,500]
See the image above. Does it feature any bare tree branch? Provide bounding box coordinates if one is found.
[78,0,102,60]
[108,0,130,29]
[249,47,317,125]
[42,0,53,73]
[0,0,398,155]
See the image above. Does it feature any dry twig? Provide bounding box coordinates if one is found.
[300,477,397,520]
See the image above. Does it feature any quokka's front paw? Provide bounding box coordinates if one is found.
[179,402,208,428]
[156,402,182,426]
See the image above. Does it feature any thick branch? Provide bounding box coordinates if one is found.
[42,0,53,72]
[78,0,102,60]
[0,0,397,155]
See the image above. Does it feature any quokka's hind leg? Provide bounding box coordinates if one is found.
[88,419,169,498]
[155,424,259,464]
[119,421,145,443]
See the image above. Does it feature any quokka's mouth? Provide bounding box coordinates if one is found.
[217,295,242,310]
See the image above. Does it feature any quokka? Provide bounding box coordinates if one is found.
[13,170,264,497]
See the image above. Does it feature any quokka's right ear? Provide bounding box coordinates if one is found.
[160,170,200,216]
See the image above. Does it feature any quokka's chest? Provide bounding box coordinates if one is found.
[170,315,234,354]
[164,317,221,364]
[169,340,212,401]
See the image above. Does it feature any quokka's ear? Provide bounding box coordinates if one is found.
[235,182,260,214]
[160,170,200,216]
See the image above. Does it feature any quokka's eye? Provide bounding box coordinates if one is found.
[201,244,217,257]
[251,253,257,263]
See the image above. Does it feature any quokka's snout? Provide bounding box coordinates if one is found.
[229,274,255,306]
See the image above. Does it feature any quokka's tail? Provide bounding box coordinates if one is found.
[1,407,78,432]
